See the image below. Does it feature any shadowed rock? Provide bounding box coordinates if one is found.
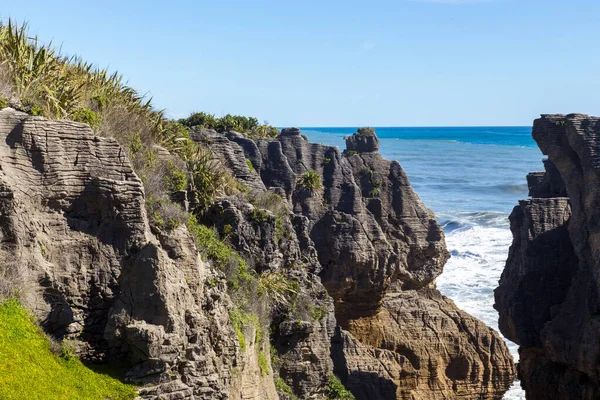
[496,114,600,399]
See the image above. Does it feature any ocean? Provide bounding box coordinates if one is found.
[301,126,544,400]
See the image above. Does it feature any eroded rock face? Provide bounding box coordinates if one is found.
[333,289,515,400]
[0,109,277,400]
[213,127,516,399]
[495,114,600,399]
[0,109,515,400]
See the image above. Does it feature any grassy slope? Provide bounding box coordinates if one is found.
[0,299,136,400]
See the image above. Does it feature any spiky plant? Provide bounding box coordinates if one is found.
[297,170,323,191]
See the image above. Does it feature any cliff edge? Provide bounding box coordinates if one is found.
[495,114,600,399]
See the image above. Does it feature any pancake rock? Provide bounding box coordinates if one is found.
[0,108,278,400]
[215,127,516,399]
[495,114,600,399]
[0,107,515,400]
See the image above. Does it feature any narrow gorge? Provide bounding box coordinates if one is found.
[0,108,516,399]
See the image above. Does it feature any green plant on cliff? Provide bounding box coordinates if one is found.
[257,272,299,309]
[71,108,101,130]
[186,215,255,291]
[325,374,355,400]
[228,307,261,351]
[179,111,279,139]
[246,159,255,173]
[163,160,188,192]
[186,148,232,212]
[0,299,137,400]
[275,377,295,398]
[297,170,323,191]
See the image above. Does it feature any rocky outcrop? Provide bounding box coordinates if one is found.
[495,114,600,399]
[0,108,277,399]
[0,108,515,400]
[211,127,516,399]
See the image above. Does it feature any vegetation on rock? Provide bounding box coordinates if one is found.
[179,111,279,138]
[357,126,375,136]
[325,374,355,400]
[297,170,323,191]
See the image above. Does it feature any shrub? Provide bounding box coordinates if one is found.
[163,161,188,192]
[59,340,77,361]
[178,111,217,129]
[0,95,7,109]
[297,170,323,191]
[257,272,299,310]
[270,345,281,371]
[275,217,284,242]
[186,148,232,212]
[186,215,255,291]
[127,132,143,154]
[179,111,278,138]
[22,98,45,116]
[357,127,375,136]
[146,194,187,231]
[71,108,101,129]
[325,374,355,400]
[310,304,328,321]
[247,191,288,219]
[251,208,270,224]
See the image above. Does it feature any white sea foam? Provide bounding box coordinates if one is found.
[437,223,525,400]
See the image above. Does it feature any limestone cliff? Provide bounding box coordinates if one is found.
[208,126,516,399]
[0,108,515,399]
[495,114,600,399]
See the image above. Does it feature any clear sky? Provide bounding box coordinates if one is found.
[2,0,599,126]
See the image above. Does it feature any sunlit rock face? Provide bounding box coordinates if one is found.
[0,108,515,400]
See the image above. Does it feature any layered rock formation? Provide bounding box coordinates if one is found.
[208,126,516,399]
[495,114,600,399]
[0,109,276,399]
[0,108,515,399]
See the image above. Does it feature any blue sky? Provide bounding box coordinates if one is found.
[2,0,599,126]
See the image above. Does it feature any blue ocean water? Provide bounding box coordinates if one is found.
[302,126,544,400]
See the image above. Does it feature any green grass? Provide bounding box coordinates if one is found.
[0,299,137,400]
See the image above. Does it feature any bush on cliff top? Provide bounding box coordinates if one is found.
[357,127,375,136]
[0,299,136,400]
[179,111,279,139]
